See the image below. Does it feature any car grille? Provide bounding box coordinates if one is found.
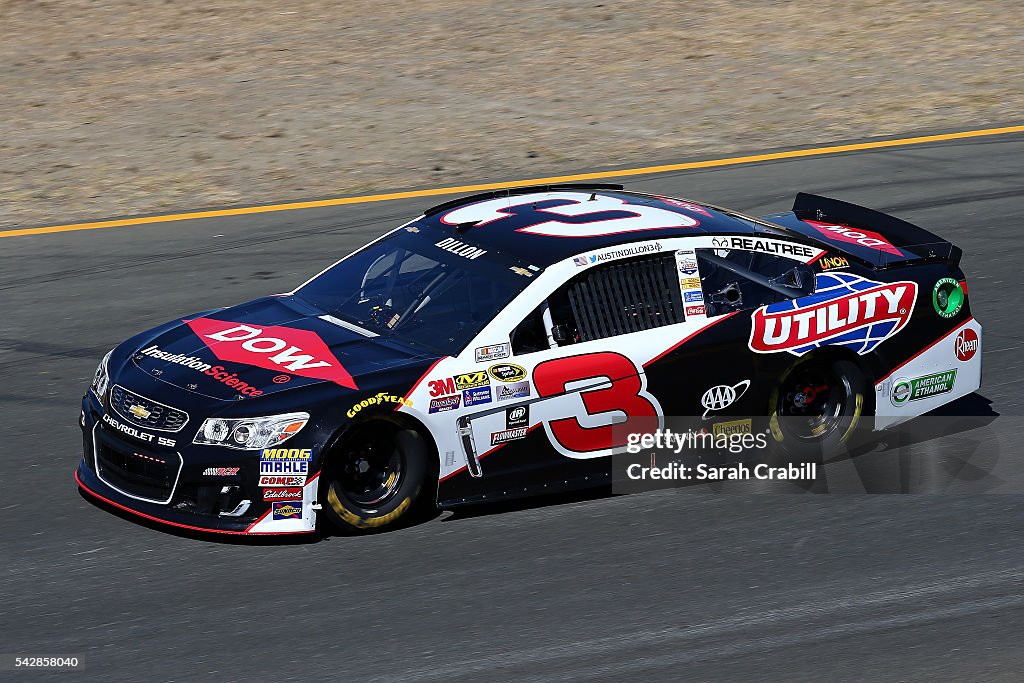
[110,384,189,432]
[95,428,182,504]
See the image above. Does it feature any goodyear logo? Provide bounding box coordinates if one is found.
[488,363,527,383]
[455,371,490,390]
[261,448,312,461]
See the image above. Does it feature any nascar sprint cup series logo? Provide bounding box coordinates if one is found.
[749,273,917,355]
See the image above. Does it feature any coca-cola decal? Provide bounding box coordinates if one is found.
[749,273,917,356]
[184,318,357,389]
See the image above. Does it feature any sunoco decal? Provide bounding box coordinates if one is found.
[749,273,917,356]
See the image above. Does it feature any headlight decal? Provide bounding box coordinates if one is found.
[193,412,309,450]
[91,350,113,400]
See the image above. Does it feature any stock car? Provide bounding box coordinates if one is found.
[76,185,982,535]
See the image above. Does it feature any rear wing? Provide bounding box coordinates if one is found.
[765,193,962,268]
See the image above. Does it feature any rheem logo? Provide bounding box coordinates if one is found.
[955,328,979,362]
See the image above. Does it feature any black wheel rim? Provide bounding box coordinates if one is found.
[778,364,849,441]
[332,433,405,508]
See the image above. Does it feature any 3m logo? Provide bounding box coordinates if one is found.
[185,318,356,389]
[428,377,456,397]
[802,220,902,256]
[749,274,917,356]
[454,371,489,390]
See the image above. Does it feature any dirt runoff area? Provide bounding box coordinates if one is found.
[2,1,1021,230]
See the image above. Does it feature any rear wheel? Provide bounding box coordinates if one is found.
[320,423,432,533]
[770,358,869,456]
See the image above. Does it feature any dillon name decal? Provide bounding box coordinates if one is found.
[184,318,357,389]
[749,274,917,356]
[435,238,487,260]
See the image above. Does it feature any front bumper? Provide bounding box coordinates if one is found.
[77,390,319,536]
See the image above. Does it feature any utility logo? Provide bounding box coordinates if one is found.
[749,274,916,356]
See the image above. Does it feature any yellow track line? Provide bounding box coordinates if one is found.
[3,124,1023,239]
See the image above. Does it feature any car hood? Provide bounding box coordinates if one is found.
[129,296,434,401]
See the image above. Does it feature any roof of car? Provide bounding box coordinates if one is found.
[411,184,792,267]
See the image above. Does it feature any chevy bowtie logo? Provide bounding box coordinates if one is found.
[184,318,358,390]
[128,404,151,419]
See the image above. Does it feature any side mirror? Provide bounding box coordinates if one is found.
[550,324,570,344]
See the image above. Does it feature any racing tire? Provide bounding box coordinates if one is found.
[769,357,871,460]
[321,426,432,534]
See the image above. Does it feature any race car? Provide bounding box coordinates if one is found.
[76,185,981,535]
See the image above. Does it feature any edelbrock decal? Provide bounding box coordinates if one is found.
[749,273,917,356]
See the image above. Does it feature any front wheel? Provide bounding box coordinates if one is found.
[320,424,432,534]
[770,358,870,457]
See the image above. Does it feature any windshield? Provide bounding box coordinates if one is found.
[294,228,535,355]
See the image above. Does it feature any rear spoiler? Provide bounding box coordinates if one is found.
[788,192,962,268]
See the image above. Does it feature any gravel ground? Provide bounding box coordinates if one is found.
[1,0,1021,229]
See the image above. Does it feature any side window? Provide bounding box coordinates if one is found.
[511,252,683,353]
[696,248,815,317]
[511,304,549,355]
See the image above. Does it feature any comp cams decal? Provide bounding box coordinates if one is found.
[749,273,917,356]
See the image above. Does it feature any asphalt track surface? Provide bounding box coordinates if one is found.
[3,131,1023,681]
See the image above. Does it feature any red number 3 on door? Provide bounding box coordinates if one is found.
[533,352,661,457]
